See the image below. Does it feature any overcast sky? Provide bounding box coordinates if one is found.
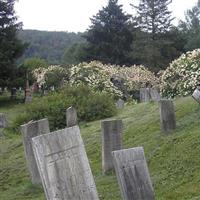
[15,0,198,32]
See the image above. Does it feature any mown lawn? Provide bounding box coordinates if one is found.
[0,95,200,200]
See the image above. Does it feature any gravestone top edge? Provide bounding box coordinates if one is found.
[20,118,49,128]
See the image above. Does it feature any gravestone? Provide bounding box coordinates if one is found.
[140,88,151,102]
[192,87,200,104]
[21,118,50,184]
[32,126,99,200]
[25,79,32,103]
[0,113,7,128]
[150,88,161,102]
[101,119,123,173]
[112,147,155,200]
[116,99,125,109]
[11,87,17,100]
[159,99,176,133]
[66,106,78,127]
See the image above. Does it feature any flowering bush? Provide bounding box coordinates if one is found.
[33,65,68,89]
[160,49,200,98]
[33,61,159,99]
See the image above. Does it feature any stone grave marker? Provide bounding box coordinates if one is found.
[116,99,125,109]
[112,147,155,200]
[21,118,50,184]
[32,126,99,200]
[159,99,176,133]
[66,106,78,127]
[150,88,161,102]
[140,88,151,102]
[101,119,123,173]
[192,87,200,104]
[0,113,7,128]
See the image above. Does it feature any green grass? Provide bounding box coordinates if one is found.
[0,96,200,199]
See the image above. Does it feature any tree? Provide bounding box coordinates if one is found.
[0,0,26,88]
[131,0,177,71]
[85,0,133,65]
[179,0,200,51]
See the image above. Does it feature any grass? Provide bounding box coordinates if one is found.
[0,95,200,199]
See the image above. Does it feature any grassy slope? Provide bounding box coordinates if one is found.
[0,96,200,200]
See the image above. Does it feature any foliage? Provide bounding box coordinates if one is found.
[62,42,88,65]
[13,85,117,130]
[33,61,159,99]
[33,65,69,89]
[84,0,133,65]
[0,0,26,88]
[18,30,85,64]
[178,0,200,51]
[131,0,180,71]
[160,49,200,98]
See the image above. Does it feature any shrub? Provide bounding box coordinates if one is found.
[14,85,117,130]
[160,49,200,98]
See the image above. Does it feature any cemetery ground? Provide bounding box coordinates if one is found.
[0,95,200,200]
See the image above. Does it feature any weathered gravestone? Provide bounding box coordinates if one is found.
[192,87,200,104]
[11,87,17,100]
[32,126,99,200]
[159,99,176,133]
[116,99,125,109]
[112,147,155,200]
[21,118,50,184]
[150,88,161,102]
[101,119,123,173]
[0,113,7,128]
[66,106,78,127]
[140,88,151,103]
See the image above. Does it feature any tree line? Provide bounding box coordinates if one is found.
[0,0,200,88]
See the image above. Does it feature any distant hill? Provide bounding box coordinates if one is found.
[18,29,85,64]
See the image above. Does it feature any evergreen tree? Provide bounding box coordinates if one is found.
[85,0,133,65]
[0,0,26,87]
[131,0,176,71]
[179,0,200,51]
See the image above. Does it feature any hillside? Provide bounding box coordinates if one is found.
[18,30,85,64]
[0,96,200,200]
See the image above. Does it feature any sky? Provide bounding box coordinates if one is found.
[14,0,198,33]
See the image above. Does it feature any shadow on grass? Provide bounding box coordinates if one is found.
[0,95,24,108]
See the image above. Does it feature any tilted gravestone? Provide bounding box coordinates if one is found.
[116,99,125,109]
[21,118,50,184]
[101,119,123,173]
[159,99,176,133]
[32,126,99,200]
[66,106,78,127]
[0,113,7,128]
[112,147,155,200]
[192,87,200,104]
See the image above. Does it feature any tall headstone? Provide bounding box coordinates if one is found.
[192,87,200,103]
[25,78,32,103]
[21,118,50,184]
[66,106,78,127]
[140,88,151,102]
[116,99,125,109]
[0,113,7,128]
[101,119,123,173]
[32,126,99,200]
[159,99,176,133]
[112,147,155,200]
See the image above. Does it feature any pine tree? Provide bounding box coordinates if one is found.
[131,0,176,71]
[85,0,133,65]
[0,0,26,87]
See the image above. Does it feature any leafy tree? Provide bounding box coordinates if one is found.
[85,0,133,65]
[179,0,200,51]
[131,0,177,71]
[0,0,26,87]
[62,43,88,65]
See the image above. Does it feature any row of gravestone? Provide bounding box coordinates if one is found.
[20,107,154,200]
